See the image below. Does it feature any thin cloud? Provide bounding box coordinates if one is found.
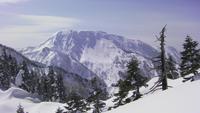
[0,14,81,48]
[2,14,80,33]
[0,0,28,4]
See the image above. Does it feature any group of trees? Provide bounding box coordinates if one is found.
[18,64,67,102]
[37,67,66,102]
[149,26,200,92]
[112,26,200,110]
[112,58,147,108]
[1,48,108,113]
[0,49,18,90]
[18,63,67,102]
[0,49,66,102]
[54,77,106,113]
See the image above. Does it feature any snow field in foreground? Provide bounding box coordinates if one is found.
[106,78,200,113]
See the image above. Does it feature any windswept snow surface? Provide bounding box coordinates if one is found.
[106,79,200,113]
[0,87,64,113]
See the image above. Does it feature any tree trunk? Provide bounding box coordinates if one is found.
[160,25,168,90]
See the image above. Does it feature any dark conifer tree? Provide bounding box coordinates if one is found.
[0,49,20,90]
[46,67,66,102]
[113,79,131,108]
[87,77,105,113]
[113,57,147,107]
[29,71,38,93]
[38,75,48,100]
[16,104,25,113]
[0,57,5,89]
[47,67,56,101]
[180,36,200,78]
[55,73,66,102]
[37,67,66,102]
[65,93,90,113]
[8,55,18,83]
[19,61,32,92]
[0,49,11,90]
[126,58,147,100]
[43,75,51,101]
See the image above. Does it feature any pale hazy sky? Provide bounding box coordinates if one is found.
[0,0,199,50]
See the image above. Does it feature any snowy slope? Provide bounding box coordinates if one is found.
[0,87,64,113]
[106,79,200,113]
[1,77,199,113]
[21,30,180,88]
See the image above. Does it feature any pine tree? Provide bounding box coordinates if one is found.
[55,73,66,102]
[28,71,38,93]
[65,93,90,113]
[7,55,18,83]
[19,61,31,92]
[37,67,56,101]
[41,67,66,102]
[166,55,179,79]
[0,50,19,90]
[113,57,147,107]
[43,75,51,101]
[113,79,131,108]
[126,58,147,100]
[38,75,47,100]
[0,49,11,90]
[87,77,105,113]
[180,36,200,78]
[16,104,25,113]
[47,67,56,101]
[37,73,54,101]
[0,57,5,89]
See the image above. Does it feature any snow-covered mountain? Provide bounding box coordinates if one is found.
[21,30,180,88]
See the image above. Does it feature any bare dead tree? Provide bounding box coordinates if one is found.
[146,25,168,94]
[160,25,168,90]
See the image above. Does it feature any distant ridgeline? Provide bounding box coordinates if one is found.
[0,44,107,102]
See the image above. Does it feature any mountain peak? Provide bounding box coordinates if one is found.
[21,30,180,89]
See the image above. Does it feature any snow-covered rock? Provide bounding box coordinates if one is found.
[21,30,180,89]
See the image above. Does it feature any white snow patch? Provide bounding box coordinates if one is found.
[0,87,64,113]
[106,78,200,113]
